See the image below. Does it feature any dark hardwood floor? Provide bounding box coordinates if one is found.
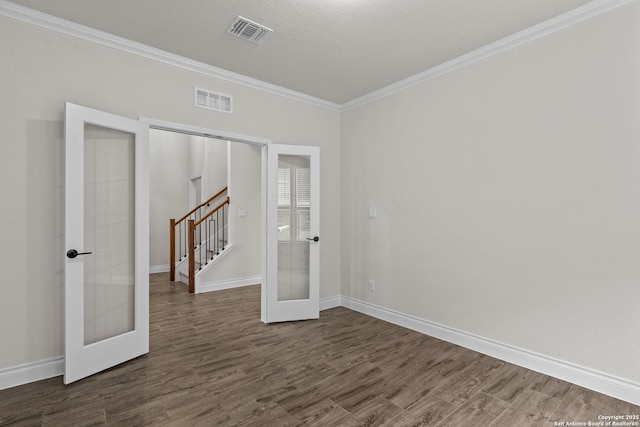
[1,273,638,426]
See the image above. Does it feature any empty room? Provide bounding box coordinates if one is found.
[0,0,639,425]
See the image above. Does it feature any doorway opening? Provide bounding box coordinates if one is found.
[142,117,320,324]
[143,118,268,301]
[189,176,202,211]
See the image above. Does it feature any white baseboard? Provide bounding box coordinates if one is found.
[149,264,170,274]
[198,275,262,293]
[341,296,640,406]
[320,295,342,311]
[0,357,63,390]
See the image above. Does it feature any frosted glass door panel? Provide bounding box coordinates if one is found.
[83,124,135,345]
[277,155,311,302]
[65,102,148,384]
[265,144,319,323]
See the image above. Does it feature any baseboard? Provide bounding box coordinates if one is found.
[0,357,63,390]
[320,295,342,311]
[193,244,234,293]
[341,296,640,406]
[149,264,170,274]
[198,275,262,293]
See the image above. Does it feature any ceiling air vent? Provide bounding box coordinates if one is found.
[226,16,273,44]
[194,87,232,114]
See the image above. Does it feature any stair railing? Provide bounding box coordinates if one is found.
[169,187,228,285]
[186,196,230,292]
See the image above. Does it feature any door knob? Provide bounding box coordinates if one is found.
[306,236,319,242]
[66,249,92,259]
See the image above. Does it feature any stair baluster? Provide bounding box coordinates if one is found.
[169,187,230,292]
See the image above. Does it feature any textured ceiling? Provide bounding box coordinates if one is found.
[8,0,594,104]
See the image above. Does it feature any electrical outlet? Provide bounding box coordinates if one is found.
[368,279,375,291]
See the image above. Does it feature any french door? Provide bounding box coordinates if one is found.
[64,103,149,384]
[264,144,320,323]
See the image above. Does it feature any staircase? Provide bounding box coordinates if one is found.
[169,187,230,293]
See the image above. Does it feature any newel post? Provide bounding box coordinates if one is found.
[169,218,176,281]
[188,219,195,293]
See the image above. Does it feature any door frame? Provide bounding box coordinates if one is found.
[140,118,272,322]
[188,175,202,212]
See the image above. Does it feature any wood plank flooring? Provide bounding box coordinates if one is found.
[1,273,638,426]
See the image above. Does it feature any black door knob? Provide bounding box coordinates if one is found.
[66,249,93,259]
[306,236,320,242]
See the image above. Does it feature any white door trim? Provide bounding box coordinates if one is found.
[188,175,202,211]
[140,118,271,146]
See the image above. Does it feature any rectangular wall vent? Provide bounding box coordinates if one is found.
[226,16,273,44]
[194,87,233,114]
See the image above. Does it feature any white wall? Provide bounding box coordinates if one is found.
[198,142,263,284]
[341,2,640,384]
[0,15,341,370]
[205,138,228,201]
[149,129,190,268]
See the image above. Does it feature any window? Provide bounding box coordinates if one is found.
[277,155,311,241]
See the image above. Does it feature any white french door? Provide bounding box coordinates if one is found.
[264,144,320,323]
[64,103,149,384]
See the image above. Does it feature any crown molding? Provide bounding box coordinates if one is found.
[0,0,635,113]
[341,0,638,111]
[0,0,342,112]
